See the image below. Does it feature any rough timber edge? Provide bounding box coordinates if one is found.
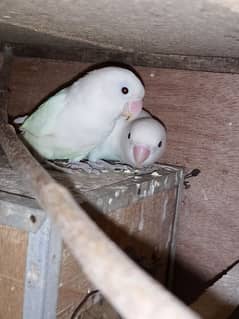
[0,164,184,232]
[84,164,184,213]
[1,40,239,74]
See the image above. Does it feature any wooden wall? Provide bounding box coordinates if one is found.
[143,68,239,302]
[7,57,239,302]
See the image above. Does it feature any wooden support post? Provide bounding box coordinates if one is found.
[0,46,200,319]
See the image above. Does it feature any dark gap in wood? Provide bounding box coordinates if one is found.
[1,41,239,74]
[207,259,239,288]
[0,44,13,123]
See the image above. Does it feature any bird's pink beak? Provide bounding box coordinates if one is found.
[122,99,143,120]
[133,145,150,167]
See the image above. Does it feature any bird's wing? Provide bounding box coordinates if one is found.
[88,116,127,162]
[21,89,67,136]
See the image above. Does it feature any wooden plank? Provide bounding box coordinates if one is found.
[57,191,177,316]
[2,43,239,74]
[142,68,239,302]
[0,226,27,319]
[191,261,239,318]
[94,190,177,284]
[0,276,24,319]
[0,225,27,281]
[8,57,86,117]
[57,243,92,315]
[0,147,134,199]
[0,147,181,215]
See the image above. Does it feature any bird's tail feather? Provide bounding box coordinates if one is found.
[13,115,28,124]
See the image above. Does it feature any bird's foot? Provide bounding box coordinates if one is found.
[46,159,101,174]
[46,159,139,175]
[66,160,101,175]
[88,160,134,173]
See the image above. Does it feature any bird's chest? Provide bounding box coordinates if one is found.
[56,111,115,148]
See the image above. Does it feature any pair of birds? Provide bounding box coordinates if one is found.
[16,66,166,170]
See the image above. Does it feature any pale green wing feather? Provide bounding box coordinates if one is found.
[21,89,67,136]
[22,130,93,160]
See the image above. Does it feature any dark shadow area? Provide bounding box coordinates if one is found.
[172,256,239,318]
[173,257,239,305]
[76,201,239,318]
[81,201,168,286]
[172,256,210,304]
[228,306,239,319]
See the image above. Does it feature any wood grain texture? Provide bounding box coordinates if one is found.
[0,276,24,319]
[98,190,177,284]
[142,67,239,302]
[3,0,239,59]
[3,45,239,74]
[0,225,27,281]
[0,225,27,319]
[8,57,88,117]
[7,56,239,302]
[57,243,92,316]
[57,191,177,317]
[0,147,180,217]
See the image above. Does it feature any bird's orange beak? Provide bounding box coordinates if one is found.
[122,99,143,121]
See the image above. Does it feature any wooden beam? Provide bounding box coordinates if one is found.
[1,41,239,74]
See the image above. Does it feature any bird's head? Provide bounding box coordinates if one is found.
[123,118,166,168]
[86,66,145,121]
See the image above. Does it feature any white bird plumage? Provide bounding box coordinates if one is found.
[88,110,167,168]
[17,66,145,161]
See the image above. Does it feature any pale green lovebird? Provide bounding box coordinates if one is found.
[88,110,167,168]
[16,67,145,162]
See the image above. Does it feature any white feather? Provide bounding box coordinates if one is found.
[88,109,167,168]
[16,67,145,160]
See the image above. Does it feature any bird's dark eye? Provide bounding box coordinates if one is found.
[158,141,162,148]
[122,87,129,94]
[128,132,131,139]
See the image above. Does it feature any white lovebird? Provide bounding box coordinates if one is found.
[88,110,167,168]
[18,67,145,161]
